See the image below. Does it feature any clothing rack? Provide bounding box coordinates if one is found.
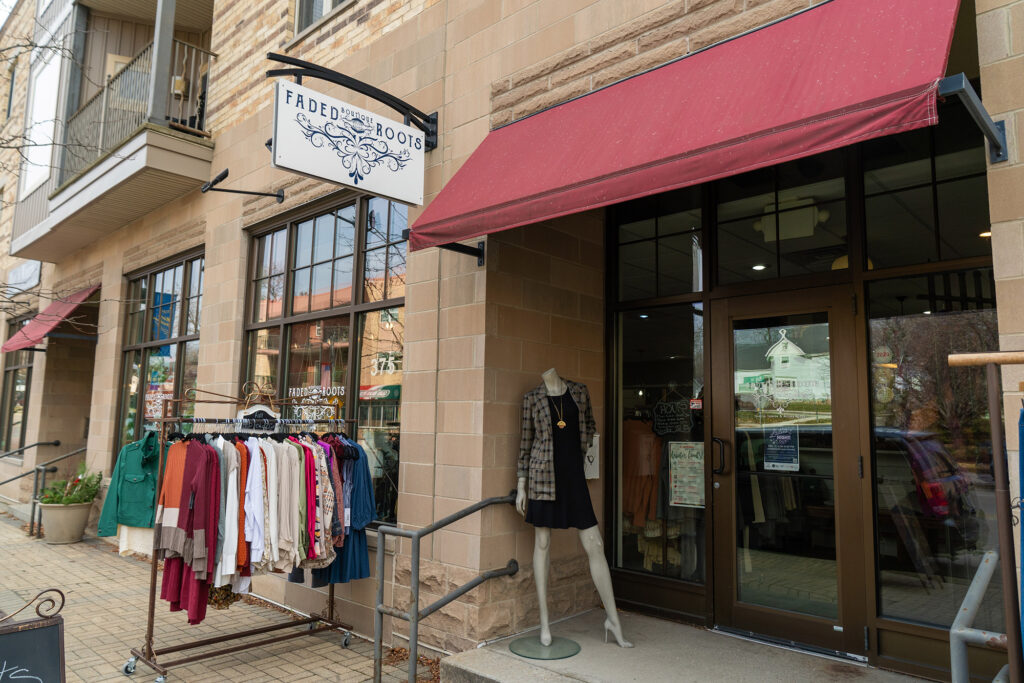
[127,390,360,681]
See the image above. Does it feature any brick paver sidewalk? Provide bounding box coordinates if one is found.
[0,515,412,682]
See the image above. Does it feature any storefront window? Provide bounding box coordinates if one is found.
[617,186,702,300]
[0,317,34,454]
[356,307,403,523]
[117,254,204,453]
[863,103,988,269]
[616,304,705,582]
[245,198,407,523]
[716,149,847,284]
[868,268,1002,630]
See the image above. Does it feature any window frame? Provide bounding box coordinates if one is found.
[114,249,205,458]
[0,314,36,458]
[291,0,357,45]
[243,196,407,415]
[244,195,407,524]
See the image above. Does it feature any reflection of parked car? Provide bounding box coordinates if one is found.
[735,424,984,562]
[874,428,984,568]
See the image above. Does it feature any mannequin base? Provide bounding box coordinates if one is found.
[508,635,581,660]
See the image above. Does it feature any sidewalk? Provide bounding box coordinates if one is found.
[442,610,922,683]
[0,513,411,682]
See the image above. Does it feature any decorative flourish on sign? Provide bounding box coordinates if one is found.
[0,588,65,624]
[295,112,411,184]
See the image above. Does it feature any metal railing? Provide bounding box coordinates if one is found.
[950,550,1010,682]
[373,493,519,683]
[61,39,215,186]
[0,440,60,461]
[166,40,215,137]
[61,43,153,184]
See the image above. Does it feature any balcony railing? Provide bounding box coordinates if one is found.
[60,40,214,186]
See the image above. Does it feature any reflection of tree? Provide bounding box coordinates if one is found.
[872,310,997,459]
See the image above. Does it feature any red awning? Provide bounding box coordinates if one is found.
[1,284,99,352]
[409,0,960,250]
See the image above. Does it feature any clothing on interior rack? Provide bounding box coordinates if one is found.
[154,426,375,625]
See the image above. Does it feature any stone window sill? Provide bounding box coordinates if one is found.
[285,0,358,53]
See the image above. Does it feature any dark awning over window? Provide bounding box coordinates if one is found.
[1,284,99,352]
[409,0,961,251]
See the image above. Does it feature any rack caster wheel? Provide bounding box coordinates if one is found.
[342,632,351,648]
[121,658,137,675]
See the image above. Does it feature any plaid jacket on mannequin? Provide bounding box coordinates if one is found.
[518,380,596,501]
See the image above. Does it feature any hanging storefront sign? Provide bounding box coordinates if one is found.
[359,384,401,401]
[272,80,425,205]
[4,260,40,297]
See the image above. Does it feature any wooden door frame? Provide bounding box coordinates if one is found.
[709,284,868,656]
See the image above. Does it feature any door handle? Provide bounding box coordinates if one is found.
[712,437,727,475]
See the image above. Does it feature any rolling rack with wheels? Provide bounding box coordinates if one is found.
[123,388,357,680]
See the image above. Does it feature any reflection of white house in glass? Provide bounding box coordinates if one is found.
[735,329,830,402]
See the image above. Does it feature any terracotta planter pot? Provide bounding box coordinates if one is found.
[38,502,93,544]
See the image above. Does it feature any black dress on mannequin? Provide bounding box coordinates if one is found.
[525,395,598,530]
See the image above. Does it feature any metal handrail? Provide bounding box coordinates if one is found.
[0,439,60,461]
[27,447,87,537]
[373,493,519,683]
[950,551,1009,682]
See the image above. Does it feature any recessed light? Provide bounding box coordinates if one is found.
[751,264,767,271]
[979,231,992,238]
[638,314,649,319]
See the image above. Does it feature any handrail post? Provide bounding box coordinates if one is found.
[28,467,39,536]
[373,527,386,682]
[408,535,420,683]
[986,363,1024,681]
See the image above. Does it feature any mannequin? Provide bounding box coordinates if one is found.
[516,368,633,648]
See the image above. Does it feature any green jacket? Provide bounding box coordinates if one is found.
[97,431,161,536]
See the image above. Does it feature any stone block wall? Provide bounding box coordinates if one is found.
[979,0,1024,577]
[0,0,46,498]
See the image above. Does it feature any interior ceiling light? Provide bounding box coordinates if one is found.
[638,314,649,319]
[751,264,767,271]
[923,310,932,315]
[979,231,992,238]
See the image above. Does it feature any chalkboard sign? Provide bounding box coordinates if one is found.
[0,616,65,683]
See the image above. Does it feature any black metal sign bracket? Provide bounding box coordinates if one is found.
[266,52,438,151]
[939,73,1008,164]
[401,229,485,266]
[201,168,284,203]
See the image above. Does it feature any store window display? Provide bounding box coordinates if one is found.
[616,305,705,583]
[517,369,632,649]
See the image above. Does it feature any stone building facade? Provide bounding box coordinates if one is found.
[0,0,1020,679]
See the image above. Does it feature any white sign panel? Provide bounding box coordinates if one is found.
[5,260,40,296]
[272,80,425,205]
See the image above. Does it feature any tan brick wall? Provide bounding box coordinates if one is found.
[489,0,816,127]
[0,0,48,499]
[977,0,1024,580]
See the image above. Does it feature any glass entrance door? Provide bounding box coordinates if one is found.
[711,286,867,655]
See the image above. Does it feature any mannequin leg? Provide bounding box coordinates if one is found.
[533,527,552,646]
[579,525,633,647]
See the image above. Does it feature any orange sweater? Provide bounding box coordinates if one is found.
[154,440,188,556]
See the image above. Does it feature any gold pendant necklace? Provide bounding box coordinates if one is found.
[552,396,567,429]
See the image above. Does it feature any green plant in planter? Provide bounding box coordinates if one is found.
[39,463,101,504]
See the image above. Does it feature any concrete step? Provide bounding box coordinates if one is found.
[440,648,580,683]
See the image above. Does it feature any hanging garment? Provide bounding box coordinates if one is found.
[312,439,376,585]
[152,440,190,556]
[98,430,162,536]
[213,438,240,587]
